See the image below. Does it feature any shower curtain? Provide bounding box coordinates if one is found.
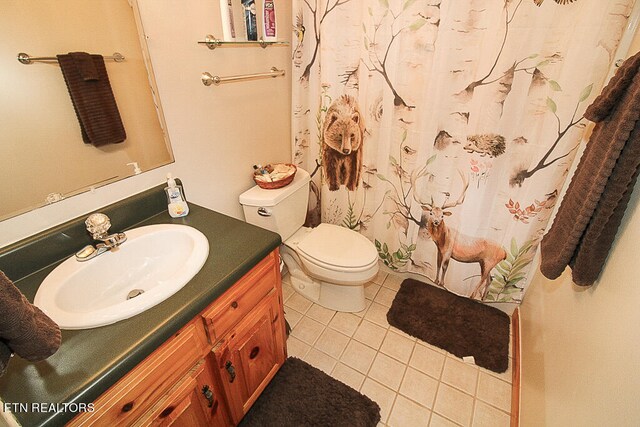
[291,0,634,302]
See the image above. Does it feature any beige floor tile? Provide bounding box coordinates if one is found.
[365,282,382,300]
[441,356,479,395]
[433,383,474,426]
[289,269,514,427]
[285,292,313,314]
[284,307,303,329]
[291,316,325,345]
[364,302,391,328]
[314,327,350,359]
[360,378,397,424]
[286,336,310,359]
[303,348,337,375]
[388,326,417,342]
[374,287,398,307]
[368,352,407,391]
[399,367,438,409]
[472,400,510,427]
[353,319,387,349]
[372,269,389,285]
[484,357,512,384]
[331,362,365,391]
[388,395,431,427]
[429,413,459,427]
[410,343,446,379]
[476,372,511,413]
[340,340,377,374]
[354,298,373,317]
[382,274,404,291]
[306,303,336,325]
[380,330,415,364]
[281,282,295,302]
[328,311,361,337]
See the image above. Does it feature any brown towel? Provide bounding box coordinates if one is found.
[0,340,12,377]
[540,51,640,286]
[0,271,61,375]
[57,52,126,147]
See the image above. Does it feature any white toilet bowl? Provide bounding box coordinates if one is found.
[281,224,378,312]
[239,168,379,312]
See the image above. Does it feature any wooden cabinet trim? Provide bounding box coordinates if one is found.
[202,252,277,342]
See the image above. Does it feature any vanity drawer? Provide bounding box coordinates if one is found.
[202,251,278,342]
[68,321,209,426]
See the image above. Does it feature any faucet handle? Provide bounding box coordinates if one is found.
[85,213,111,239]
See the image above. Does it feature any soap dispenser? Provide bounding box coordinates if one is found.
[165,174,189,218]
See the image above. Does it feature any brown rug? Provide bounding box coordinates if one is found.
[239,357,381,427]
[387,279,510,373]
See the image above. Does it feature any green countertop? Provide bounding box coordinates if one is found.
[0,203,281,427]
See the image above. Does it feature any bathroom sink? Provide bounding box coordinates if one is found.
[34,224,209,330]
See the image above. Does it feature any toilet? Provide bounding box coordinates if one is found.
[239,168,379,312]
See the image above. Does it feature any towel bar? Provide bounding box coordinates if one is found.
[201,67,285,86]
[17,52,125,65]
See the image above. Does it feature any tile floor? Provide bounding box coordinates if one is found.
[283,269,513,427]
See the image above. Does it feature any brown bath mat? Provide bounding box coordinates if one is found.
[239,357,380,427]
[387,279,510,373]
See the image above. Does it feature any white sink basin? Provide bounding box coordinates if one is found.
[34,224,209,330]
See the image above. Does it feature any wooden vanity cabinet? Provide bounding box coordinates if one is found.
[210,291,285,424]
[203,251,286,425]
[68,249,285,427]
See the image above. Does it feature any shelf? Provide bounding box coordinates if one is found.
[198,34,289,50]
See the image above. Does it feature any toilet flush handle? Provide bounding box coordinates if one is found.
[257,207,271,217]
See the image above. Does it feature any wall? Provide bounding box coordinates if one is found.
[135,0,292,220]
[0,0,291,247]
[519,26,640,427]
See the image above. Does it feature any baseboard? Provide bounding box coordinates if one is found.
[511,307,521,427]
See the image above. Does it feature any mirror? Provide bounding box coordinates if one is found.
[0,0,174,221]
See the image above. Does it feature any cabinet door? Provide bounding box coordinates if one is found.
[213,292,285,424]
[135,360,229,427]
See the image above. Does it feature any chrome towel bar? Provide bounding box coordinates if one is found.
[201,67,285,86]
[17,52,125,65]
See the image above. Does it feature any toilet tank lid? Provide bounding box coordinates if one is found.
[239,167,310,207]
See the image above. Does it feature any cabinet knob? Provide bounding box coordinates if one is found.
[121,402,134,413]
[225,361,236,383]
[201,385,214,408]
[231,301,238,309]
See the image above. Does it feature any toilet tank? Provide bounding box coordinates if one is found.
[239,167,311,241]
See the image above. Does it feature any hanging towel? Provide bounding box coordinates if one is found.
[540,51,640,286]
[0,271,61,376]
[0,340,12,377]
[57,52,126,147]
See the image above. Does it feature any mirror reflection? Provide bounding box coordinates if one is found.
[0,0,174,221]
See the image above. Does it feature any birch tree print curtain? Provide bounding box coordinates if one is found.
[291,0,633,302]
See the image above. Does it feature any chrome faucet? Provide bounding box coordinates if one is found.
[75,213,127,261]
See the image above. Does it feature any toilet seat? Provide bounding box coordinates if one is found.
[295,224,378,273]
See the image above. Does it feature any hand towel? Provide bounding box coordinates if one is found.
[540,51,640,286]
[0,271,61,373]
[0,340,12,377]
[57,52,126,147]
